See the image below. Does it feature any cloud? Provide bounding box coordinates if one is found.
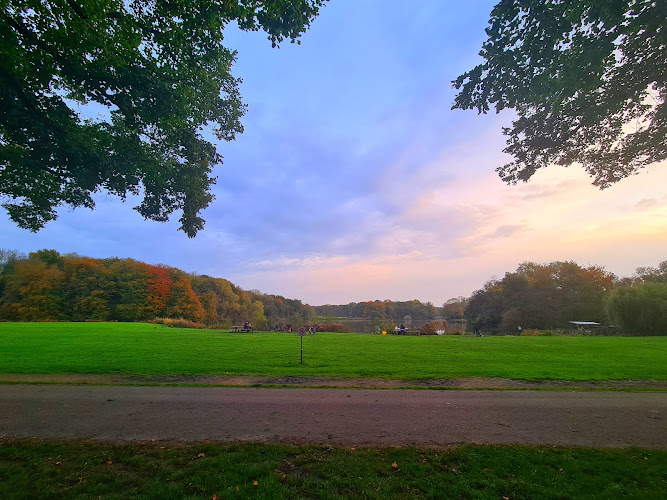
[516,179,580,201]
[250,255,349,272]
[634,195,667,211]
[490,224,525,238]
[453,222,527,258]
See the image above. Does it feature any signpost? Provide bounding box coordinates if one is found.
[297,327,306,364]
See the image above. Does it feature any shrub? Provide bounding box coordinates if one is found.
[420,320,448,335]
[520,329,541,336]
[149,317,205,329]
[519,329,589,336]
[207,322,232,330]
[419,323,437,335]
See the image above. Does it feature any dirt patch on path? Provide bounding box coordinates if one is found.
[1,373,665,390]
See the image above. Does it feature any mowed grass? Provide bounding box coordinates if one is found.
[1,439,665,499]
[0,322,665,380]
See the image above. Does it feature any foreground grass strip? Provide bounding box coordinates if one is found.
[0,440,665,499]
[1,322,666,380]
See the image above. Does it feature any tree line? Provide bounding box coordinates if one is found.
[0,249,312,328]
[0,248,452,328]
[314,300,439,323]
[1,249,664,335]
[462,261,666,336]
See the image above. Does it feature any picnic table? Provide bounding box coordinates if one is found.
[231,325,253,332]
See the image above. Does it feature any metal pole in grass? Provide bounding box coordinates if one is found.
[298,327,306,364]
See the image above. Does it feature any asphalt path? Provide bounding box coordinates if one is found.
[1,385,665,448]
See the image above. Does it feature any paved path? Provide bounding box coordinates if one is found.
[1,386,665,448]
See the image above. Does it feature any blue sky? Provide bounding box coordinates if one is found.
[2,0,666,305]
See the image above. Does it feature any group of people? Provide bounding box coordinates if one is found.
[243,321,253,332]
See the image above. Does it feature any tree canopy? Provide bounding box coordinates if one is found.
[0,248,313,325]
[604,282,667,336]
[633,261,667,284]
[465,261,616,332]
[0,0,325,236]
[313,300,438,323]
[453,0,666,188]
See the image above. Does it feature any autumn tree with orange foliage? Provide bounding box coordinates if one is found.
[166,273,205,323]
[144,266,172,318]
[0,249,281,326]
[0,255,65,320]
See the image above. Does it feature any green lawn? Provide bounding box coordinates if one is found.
[1,322,665,380]
[1,440,665,499]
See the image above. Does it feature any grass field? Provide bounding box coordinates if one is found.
[1,440,665,500]
[1,322,665,380]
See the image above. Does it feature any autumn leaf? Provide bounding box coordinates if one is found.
[198,453,205,458]
[55,462,61,466]
[107,460,113,465]
[235,486,239,491]
[253,480,258,486]
[391,462,398,468]
[212,495,220,500]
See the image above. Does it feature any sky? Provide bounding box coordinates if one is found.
[2,0,666,305]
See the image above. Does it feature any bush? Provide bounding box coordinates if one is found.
[149,318,205,329]
[519,329,603,336]
[207,322,232,330]
[520,329,561,336]
[420,320,448,335]
[445,329,467,335]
